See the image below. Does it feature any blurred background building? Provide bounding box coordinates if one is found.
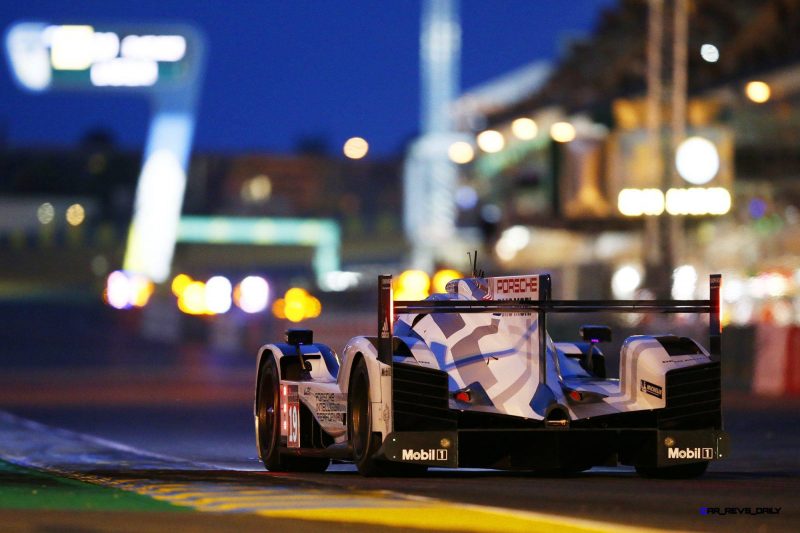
[1,0,799,395]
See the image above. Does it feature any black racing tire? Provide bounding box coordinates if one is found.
[256,355,329,473]
[348,357,385,476]
[347,357,426,477]
[256,355,283,471]
[635,461,709,479]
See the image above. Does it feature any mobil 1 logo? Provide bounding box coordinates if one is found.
[640,379,663,399]
[402,448,448,462]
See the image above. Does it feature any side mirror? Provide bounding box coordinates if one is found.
[580,325,611,343]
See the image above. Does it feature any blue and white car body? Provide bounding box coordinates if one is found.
[254,273,729,477]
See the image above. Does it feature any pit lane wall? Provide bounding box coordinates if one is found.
[753,324,800,397]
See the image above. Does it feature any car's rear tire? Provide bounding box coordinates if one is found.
[348,357,426,477]
[635,461,709,479]
[256,355,329,473]
[348,357,385,476]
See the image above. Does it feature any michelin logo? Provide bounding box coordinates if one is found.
[402,448,448,461]
[668,447,714,460]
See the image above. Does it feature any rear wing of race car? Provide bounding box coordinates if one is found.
[378,273,722,389]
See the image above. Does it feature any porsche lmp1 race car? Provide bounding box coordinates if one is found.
[254,273,729,478]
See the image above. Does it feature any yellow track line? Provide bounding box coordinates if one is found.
[257,500,677,533]
[91,476,681,533]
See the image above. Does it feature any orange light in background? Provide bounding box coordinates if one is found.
[394,270,431,300]
[171,273,192,297]
[272,298,286,319]
[129,275,154,308]
[745,81,770,103]
[305,295,322,318]
[284,297,305,323]
[105,270,153,309]
[272,287,323,322]
[65,203,85,226]
[432,269,462,294]
[178,281,207,315]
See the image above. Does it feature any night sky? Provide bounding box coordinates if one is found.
[0,1,616,156]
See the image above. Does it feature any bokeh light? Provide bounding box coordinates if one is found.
[454,185,478,210]
[495,225,531,262]
[511,117,538,140]
[700,43,719,63]
[105,270,154,309]
[343,137,369,159]
[611,265,642,299]
[241,174,272,203]
[37,202,55,224]
[106,270,132,309]
[171,273,193,297]
[205,275,232,314]
[234,275,270,313]
[675,136,719,185]
[617,188,665,216]
[745,81,771,103]
[65,203,86,226]
[272,287,322,322]
[178,281,207,315]
[550,122,576,143]
[394,270,431,300]
[672,265,698,300]
[665,187,731,215]
[476,130,504,153]
[432,269,462,294]
[448,141,475,164]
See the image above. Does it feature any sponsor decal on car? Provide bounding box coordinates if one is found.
[489,275,539,300]
[299,388,346,428]
[401,448,448,461]
[668,447,714,459]
[640,379,663,399]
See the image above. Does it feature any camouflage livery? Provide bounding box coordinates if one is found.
[254,273,730,477]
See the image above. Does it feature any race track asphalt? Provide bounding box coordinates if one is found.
[1,378,797,533]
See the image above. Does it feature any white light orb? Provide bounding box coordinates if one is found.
[700,44,719,63]
[343,137,369,159]
[511,117,538,140]
[611,265,642,299]
[448,141,475,164]
[675,136,719,185]
[236,276,270,313]
[205,275,232,314]
[550,122,576,143]
[476,130,505,153]
[671,265,698,300]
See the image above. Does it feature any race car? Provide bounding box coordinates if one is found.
[254,272,729,477]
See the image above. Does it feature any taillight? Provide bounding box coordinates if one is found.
[454,390,471,403]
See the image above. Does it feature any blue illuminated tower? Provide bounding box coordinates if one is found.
[403,0,461,270]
